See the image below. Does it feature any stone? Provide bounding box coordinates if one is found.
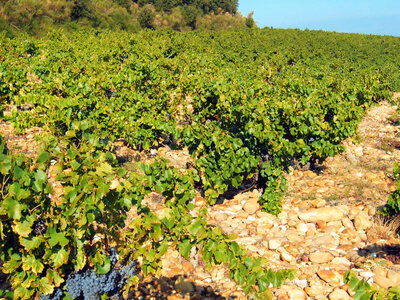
[317,270,342,287]
[373,266,387,277]
[236,211,249,219]
[256,210,275,220]
[288,287,307,299]
[269,239,283,250]
[257,223,273,234]
[342,218,354,229]
[305,285,331,297]
[317,221,328,230]
[330,257,351,267]
[214,213,228,221]
[354,211,372,231]
[223,281,236,289]
[309,252,334,264]
[312,234,339,247]
[368,207,376,216]
[324,225,338,234]
[174,276,195,293]
[360,271,375,280]
[243,199,259,214]
[296,222,309,233]
[287,233,303,243]
[211,267,225,281]
[167,295,185,300]
[354,146,364,157]
[345,152,357,164]
[349,207,361,217]
[387,270,400,285]
[280,250,294,263]
[182,261,194,273]
[299,207,344,223]
[312,199,327,208]
[236,237,257,245]
[293,279,309,289]
[306,228,316,237]
[329,289,351,300]
[304,170,318,178]
[374,274,393,289]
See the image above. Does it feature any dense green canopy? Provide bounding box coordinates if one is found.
[0,0,242,35]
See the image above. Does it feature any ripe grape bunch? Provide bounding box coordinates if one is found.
[33,220,47,236]
[40,248,138,299]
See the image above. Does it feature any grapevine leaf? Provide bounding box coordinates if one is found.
[48,227,69,247]
[14,286,32,299]
[178,239,191,259]
[38,276,54,295]
[50,248,69,269]
[75,249,86,271]
[95,162,113,176]
[37,151,50,165]
[189,220,203,235]
[96,256,111,274]
[22,255,44,275]
[14,219,33,237]
[3,197,24,220]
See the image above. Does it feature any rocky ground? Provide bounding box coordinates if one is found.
[1,95,400,299]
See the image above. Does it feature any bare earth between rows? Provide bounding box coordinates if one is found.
[1,95,400,299]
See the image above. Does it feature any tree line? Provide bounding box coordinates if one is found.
[0,0,252,36]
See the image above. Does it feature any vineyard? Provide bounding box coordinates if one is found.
[0,27,400,299]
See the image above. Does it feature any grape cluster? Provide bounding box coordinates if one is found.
[41,248,138,299]
[120,261,137,280]
[66,268,122,299]
[33,220,47,236]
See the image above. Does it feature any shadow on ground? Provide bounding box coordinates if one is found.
[132,275,236,300]
[358,244,400,264]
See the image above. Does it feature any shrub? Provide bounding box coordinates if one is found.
[138,6,155,29]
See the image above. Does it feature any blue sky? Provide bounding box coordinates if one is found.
[238,0,400,36]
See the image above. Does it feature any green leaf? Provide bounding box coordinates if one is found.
[244,257,254,268]
[14,218,33,237]
[37,151,50,165]
[46,269,64,287]
[34,169,47,182]
[50,248,69,269]
[178,239,191,259]
[9,182,31,201]
[75,249,86,271]
[14,286,32,299]
[38,277,54,295]
[95,162,113,176]
[71,160,81,170]
[13,166,30,185]
[96,255,111,274]
[33,169,47,191]
[22,255,44,275]
[2,253,22,273]
[20,236,44,250]
[162,217,174,230]
[214,249,227,263]
[48,227,69,247]
[258,275,269,293]
[3,197,23,220]
[189,220,203,235]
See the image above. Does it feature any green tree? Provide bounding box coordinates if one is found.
[71,0,91,20]
[138,7,155,28]
[183,5,200,28]
[245,11,255,28]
